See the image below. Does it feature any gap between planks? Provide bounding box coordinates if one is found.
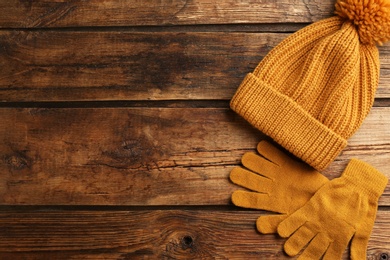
[0,23,307,33]
[0,204,389,212]
[0,99,389,108]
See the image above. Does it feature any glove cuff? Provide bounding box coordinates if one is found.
[342,159,388,198]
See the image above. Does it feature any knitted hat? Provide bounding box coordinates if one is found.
[230,0,390,171]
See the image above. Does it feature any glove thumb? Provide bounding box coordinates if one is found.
[256,214,288,234]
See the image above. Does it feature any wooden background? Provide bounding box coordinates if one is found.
[0,1,389,259]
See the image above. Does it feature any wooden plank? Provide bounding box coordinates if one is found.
[0,0,335,28]
[1,31,390,102]
[0,209,388,259]
[1,107,389,205]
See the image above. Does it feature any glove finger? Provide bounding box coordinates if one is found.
[350,236,369,260]
[256,140,290,166]
[349,219,374,259]
[277,210,307,238]
[350,238,368,259]
[323,230,356,260]
[298,233,330,260]
[241,152,278,179]
[230,167,272,193]
[283,225,316,257]
[231,190,286,213]
[256,214,287,234]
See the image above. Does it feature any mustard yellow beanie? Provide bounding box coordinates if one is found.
[230,0,390,171]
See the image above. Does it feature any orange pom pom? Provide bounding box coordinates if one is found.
[335,0,390,45]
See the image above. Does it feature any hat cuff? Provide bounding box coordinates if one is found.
[230,73,347,171]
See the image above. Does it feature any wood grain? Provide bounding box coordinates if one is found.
[1,31,390,102]
[1,107,389,206]
[0,209,388,259]
[1,0,389,258]
[0,0,334,28]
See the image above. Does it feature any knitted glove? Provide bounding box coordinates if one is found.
[229,140,328,233]
[277,159,388,260]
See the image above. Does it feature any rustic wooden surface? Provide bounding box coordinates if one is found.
[1,31,390,101]
[0,1,389,259]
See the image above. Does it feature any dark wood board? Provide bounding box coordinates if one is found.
[0,0,334,28]
[0,210,388,259]
[1,31,389,102]
[1,107,389,206]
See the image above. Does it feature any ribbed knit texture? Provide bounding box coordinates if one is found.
[231,16,380,171]
[342,158,388,198]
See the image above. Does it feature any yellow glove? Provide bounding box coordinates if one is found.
[277,159,388,259]
[229,140,328,233]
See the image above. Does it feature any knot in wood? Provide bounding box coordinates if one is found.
[182,236,193,247]
[381,253,389,260]
[6,154,29,170]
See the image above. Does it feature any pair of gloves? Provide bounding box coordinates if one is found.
[230,141,388,259]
